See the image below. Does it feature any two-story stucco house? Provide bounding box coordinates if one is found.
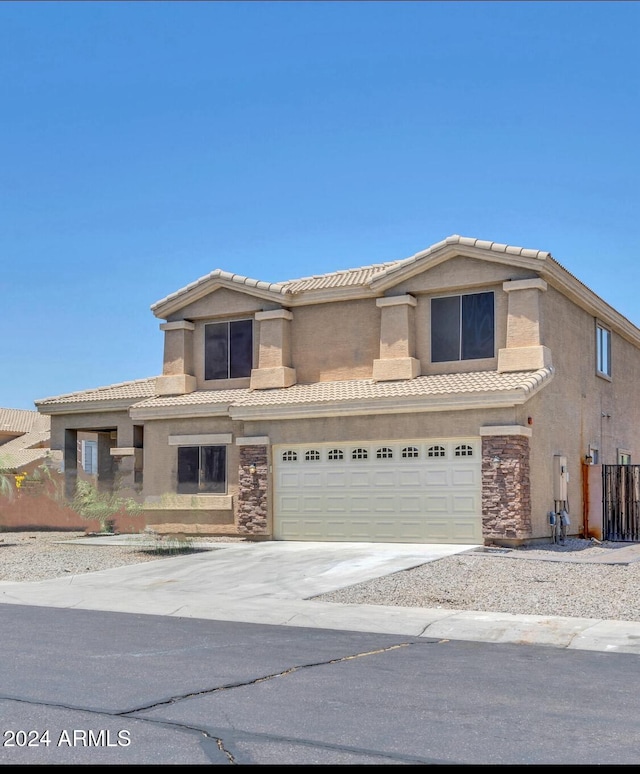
[35,235,640,545]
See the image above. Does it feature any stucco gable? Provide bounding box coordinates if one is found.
[152,270,288,319]
[166,286,279,322]
[368,235,551,292]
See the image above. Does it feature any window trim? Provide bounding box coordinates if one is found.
[177,444,227,495]
[430,291,495,363]
[81,439,98,474]
[596,321,612,379]
[204,318,254,381]
[618,449,632,465]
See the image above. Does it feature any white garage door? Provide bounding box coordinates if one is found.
[273,438,482,544]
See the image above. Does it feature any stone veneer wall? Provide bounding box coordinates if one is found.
[481,435,532,542]
[237,445,269,535]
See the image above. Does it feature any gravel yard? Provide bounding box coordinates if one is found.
[315,539,640,622]
[0,531,244,583]
[2,531,639,623]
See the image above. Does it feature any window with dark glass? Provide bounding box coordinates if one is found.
[204,319,253,380]
[431,292,494,362]
[177,445,226,494]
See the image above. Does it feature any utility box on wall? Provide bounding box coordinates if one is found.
[553,455,568,501]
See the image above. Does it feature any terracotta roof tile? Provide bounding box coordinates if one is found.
[0,430,50,452]
[35,377,157,407]
[131,368,553,411]
[0,448,61,472]
[150,234,552,307]
[0,408,47,434]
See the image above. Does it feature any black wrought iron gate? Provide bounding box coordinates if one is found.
[602,465,640,541]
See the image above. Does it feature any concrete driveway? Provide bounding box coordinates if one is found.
[2,537,640,654]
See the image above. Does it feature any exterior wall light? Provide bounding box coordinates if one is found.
[249,463,257,476]
[491,456,501,469]
[584,454,593,465]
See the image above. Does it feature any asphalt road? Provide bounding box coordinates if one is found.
[1,603,639,765]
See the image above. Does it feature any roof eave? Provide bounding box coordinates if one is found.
[36,398,148,416]
[129,403,233,421]
[369,242,549,292]
[229,384,549,422]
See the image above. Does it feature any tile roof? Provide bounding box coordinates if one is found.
[281,261,401,293]
[0,430,50,452]
[150,234,553,308]
[0,408,49,435]
[150,269,288,312]
[131,368,553,411]
[132,387,250,410]
[35,378,158,407]
[0,448,61,472]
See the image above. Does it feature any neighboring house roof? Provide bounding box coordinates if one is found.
[0,408,57,472]
[0,448,62,473]
[0,408,50,436]
[0,430,50,452]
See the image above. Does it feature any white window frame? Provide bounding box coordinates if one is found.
[618,449,632,465]
[81,439,98,475]
[596,321,611,378]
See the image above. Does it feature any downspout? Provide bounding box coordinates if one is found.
[582,460,590,538]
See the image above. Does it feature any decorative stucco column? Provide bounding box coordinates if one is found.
[63,428,78,500]
[480,425,532,544]
[372,295,421,381]
[250,309,297,390]
[236,437,270,536]
[498,278,552,372]
[155,320,197,395]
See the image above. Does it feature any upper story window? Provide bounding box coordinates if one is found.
[204,319,253,380]
[596,322,611,378]
[431,291,494,362]
[177,445,226,494]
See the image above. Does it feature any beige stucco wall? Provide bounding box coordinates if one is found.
[166,287,274,322]
[49,411,137,451]
[43,251,640,543]
[141,416,241,526]
[291,299,380,383]
[392,256,536,295]
[513,283,640,540]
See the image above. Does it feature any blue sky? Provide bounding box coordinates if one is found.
[2,1,639,410]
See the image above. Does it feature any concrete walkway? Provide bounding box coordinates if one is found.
[2,538,640,655]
